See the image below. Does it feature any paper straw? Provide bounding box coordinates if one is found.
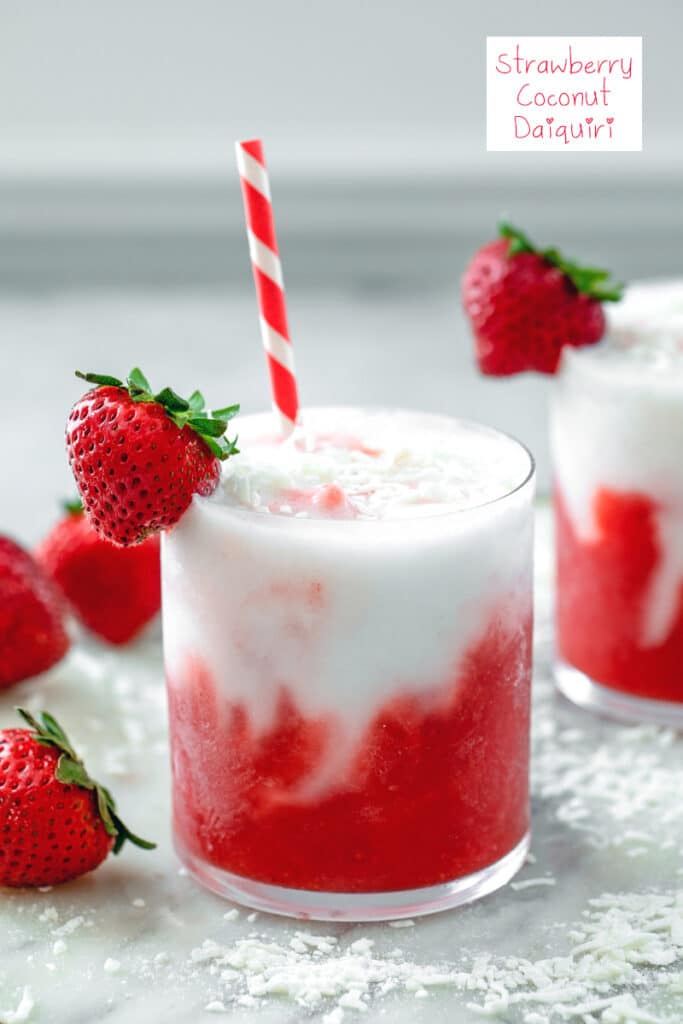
[235,139,299,436]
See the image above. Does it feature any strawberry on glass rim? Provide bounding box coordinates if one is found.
[66,368,239,547]
[462,223,623,376]
[0,708,154,887]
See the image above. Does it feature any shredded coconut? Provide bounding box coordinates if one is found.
[511,878,557,891]
[52,915,85,938]
[0,988,34,1024]
[220,409,530,520]
[532,701,683,854]
[185,890,683,1020]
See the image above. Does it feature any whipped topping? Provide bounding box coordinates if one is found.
[216,408,531,521]
[607,278,683,357]
[574,332,683,381]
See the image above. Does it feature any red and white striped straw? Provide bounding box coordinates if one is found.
[235,139,299,436]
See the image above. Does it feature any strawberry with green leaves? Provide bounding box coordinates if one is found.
[37,500,161,645]
[0,709,154,887]
[462,223,623,375]
[66,368,239,547]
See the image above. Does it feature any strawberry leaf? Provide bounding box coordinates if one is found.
[212,404,240,421]
[55,754,95,790]
[110,810,157,853]
[76,371,124,387]
[95,786,118,839]
[40,711,73,748]
[63,498,84,516]
[499,222,535,256]
[201,435,223,458]
[188,416,228,437]
[498,222,624,303]
[127,367,151,393]
[155,387,190,413]
[15,708,156,855]
[74,369,240,463]
[16,708,47,737]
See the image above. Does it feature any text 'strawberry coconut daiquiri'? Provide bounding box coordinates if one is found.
[552,281,683,725]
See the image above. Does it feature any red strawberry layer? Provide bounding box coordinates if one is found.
[555,487,683,702]
[167,603,531,893]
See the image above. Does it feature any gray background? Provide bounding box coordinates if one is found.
[1,0,681,532]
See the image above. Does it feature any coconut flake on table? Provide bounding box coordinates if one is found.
[180,612,683,1020]
[0,988,34,1024]
[532,710,683,852]
[52,916,86,938]
[184,890,683,1021]
[510,877,557,891]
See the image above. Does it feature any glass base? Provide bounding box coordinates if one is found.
[554,660,683,727]
[174,830,530,922]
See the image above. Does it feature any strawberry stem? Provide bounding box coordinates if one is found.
[75,368,240,460]
[15,708,156,853]
[63,498,84,516]
[498,222,624,303]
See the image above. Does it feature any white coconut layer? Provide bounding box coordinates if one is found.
[162,408,534,748]
[607,278,683,352]
[552,295,683,647]
[218,407,531,520]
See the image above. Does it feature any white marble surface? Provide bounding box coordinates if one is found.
[0,510,682,1024]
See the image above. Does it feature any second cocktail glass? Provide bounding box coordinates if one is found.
[552,295,683,725]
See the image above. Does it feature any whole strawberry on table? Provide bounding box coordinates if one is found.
[37,500,161,646]
[0,708,154,887]
[0,368,240,889]
[462,223,623,375]
[0,536,70,690]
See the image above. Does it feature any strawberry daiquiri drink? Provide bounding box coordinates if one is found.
[553,280,683,725]
[162,407,535,920]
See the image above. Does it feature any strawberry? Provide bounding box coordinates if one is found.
[0,709,154,887]
[462,223,623,375]
[36,501,161,645]
[66,368,239,547]
[0,537,70,689]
